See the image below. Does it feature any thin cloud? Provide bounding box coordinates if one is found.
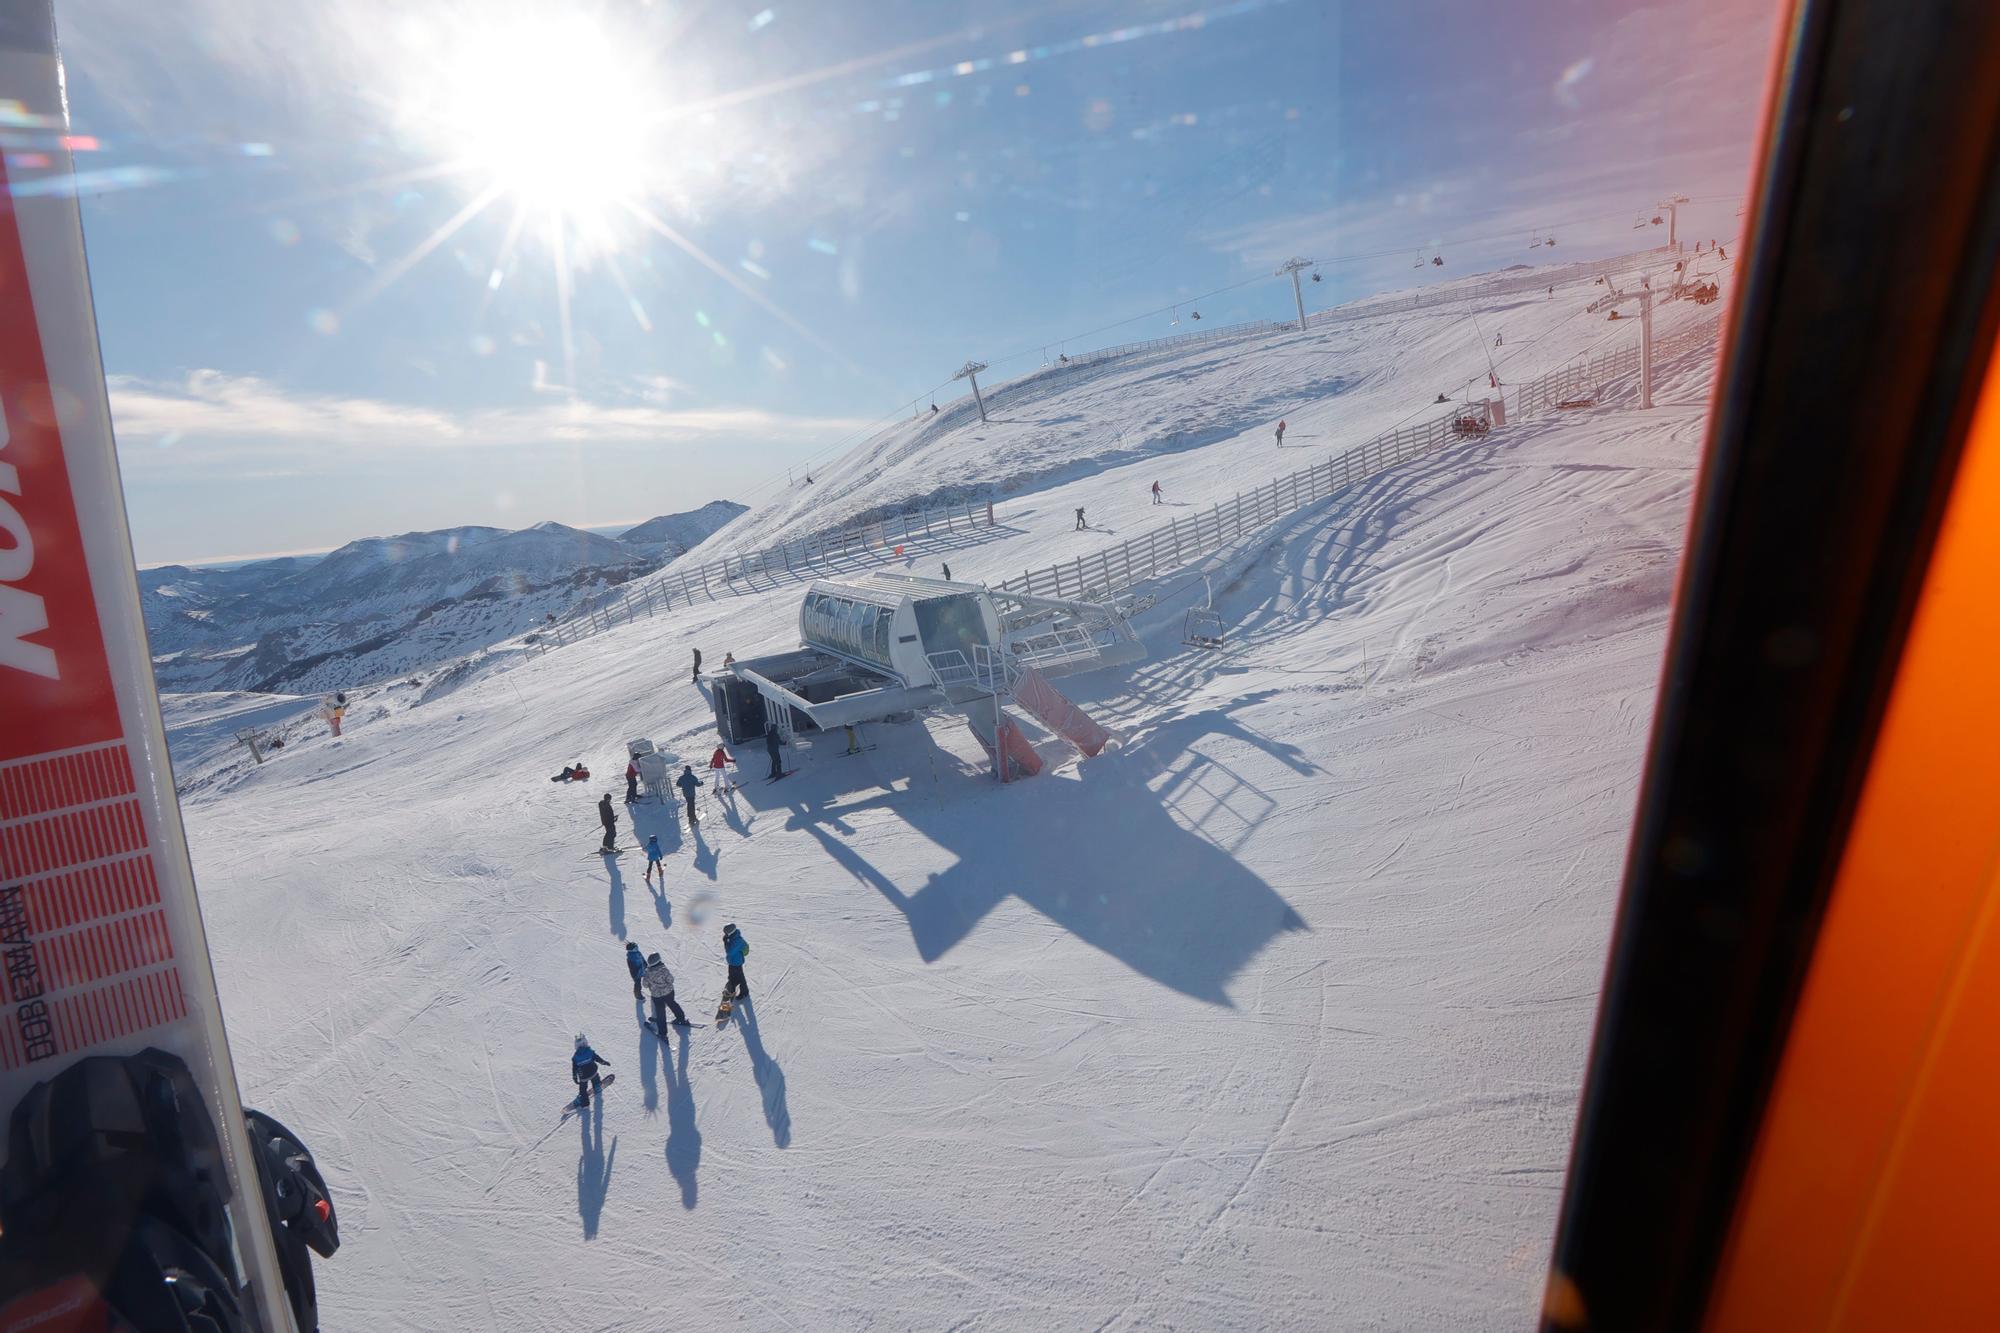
[107,370,871,469]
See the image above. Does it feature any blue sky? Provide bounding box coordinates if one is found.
[44,0,1770,564]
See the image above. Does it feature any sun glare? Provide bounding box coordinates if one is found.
[421,13,656,236]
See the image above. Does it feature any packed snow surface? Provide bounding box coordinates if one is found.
[179,260,1721,1330]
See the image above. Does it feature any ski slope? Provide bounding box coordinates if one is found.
[173,269,1723,1330]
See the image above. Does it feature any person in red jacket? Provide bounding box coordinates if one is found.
[708,744,735,794]
[624,759,639,804]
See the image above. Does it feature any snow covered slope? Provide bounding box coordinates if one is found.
[176,268,1722,1329]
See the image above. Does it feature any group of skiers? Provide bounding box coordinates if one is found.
[572,925,753,1106]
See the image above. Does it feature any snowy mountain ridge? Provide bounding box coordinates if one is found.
[143,504,743,696]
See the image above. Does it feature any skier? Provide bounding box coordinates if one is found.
[643,833,665,887]
[1274,419,1287,446]
[1151,480,1162,505]
[624,940,646,999]
[1494,331,1503,348]
[326,692,347,738]
[722,924,750,1000]
[643,952,689,1037]
[624,758,639,804]
[676,765,702,825]
[691,647,702,685]
[1074,507,1086,531]
[598,792,618,852]
[941,562,951,581]
[571,1035,612,1107]
[708,744,734,793]
[764,724,785,780]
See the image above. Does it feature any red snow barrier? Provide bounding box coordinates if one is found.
[997,717,1044,778]
[1012,667,1111,758]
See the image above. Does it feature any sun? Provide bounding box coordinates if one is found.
[414,11,659,238]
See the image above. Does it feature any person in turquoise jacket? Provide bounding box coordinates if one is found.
[722,923,750,1000]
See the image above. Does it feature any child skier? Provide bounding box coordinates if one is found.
[676,765,702,825]
[708,745,734,794]
[571,1035,612,1107]
[624,940,645,998]
[722,924,750,1001]
[643,834,665,887]
[642,952,689,1037]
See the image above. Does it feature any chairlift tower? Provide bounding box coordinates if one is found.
[954,359,989,423]
[1586,275,1657,409]
[1275,257,1315,332]
[1657,193,1690,251]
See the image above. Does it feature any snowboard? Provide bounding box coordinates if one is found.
[715,996,734,1028]
[765,770,799,784]
[563,1072,616,1117]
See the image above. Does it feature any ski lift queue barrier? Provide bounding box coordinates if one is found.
[995,309,1725,607]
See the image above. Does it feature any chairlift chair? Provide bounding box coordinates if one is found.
[1432,255,1444,266]
[1191,309,1202,319]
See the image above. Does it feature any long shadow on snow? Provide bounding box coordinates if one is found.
[603,856,626,940]
[576,1102,615,1240]
[779,725,1306,1005]
[661,1030,701,1208]
[636,1000,661,1111]
[733,997,791,1148]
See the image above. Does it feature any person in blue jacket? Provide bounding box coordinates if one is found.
[624,940,645,999]
[722,923,750,1001]
[675,765,702,826]
[571,1035,612,1106]
[643,834,666,888]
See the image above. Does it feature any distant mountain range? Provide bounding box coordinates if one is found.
[144,502,746,695]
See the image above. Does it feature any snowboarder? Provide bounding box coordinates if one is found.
[571,1035,611,1107]
[708,745,735,793]
[551,762,587,783]
[1274,419,1287,446]
[598,793,618,852]
[624,759,639,804]
[643,834,665,887]
[764,724,785,780]
[1494,331,1503,348]
[624,940,645,999]
[691,647,702,685]
[941,562,951,581]
[722,924,750,1000]
[1074,507,1086,531]
[1434,392,1450,404]
[1151,480,1162,504]
[676,765,702,825]
[643,952,689,1036]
